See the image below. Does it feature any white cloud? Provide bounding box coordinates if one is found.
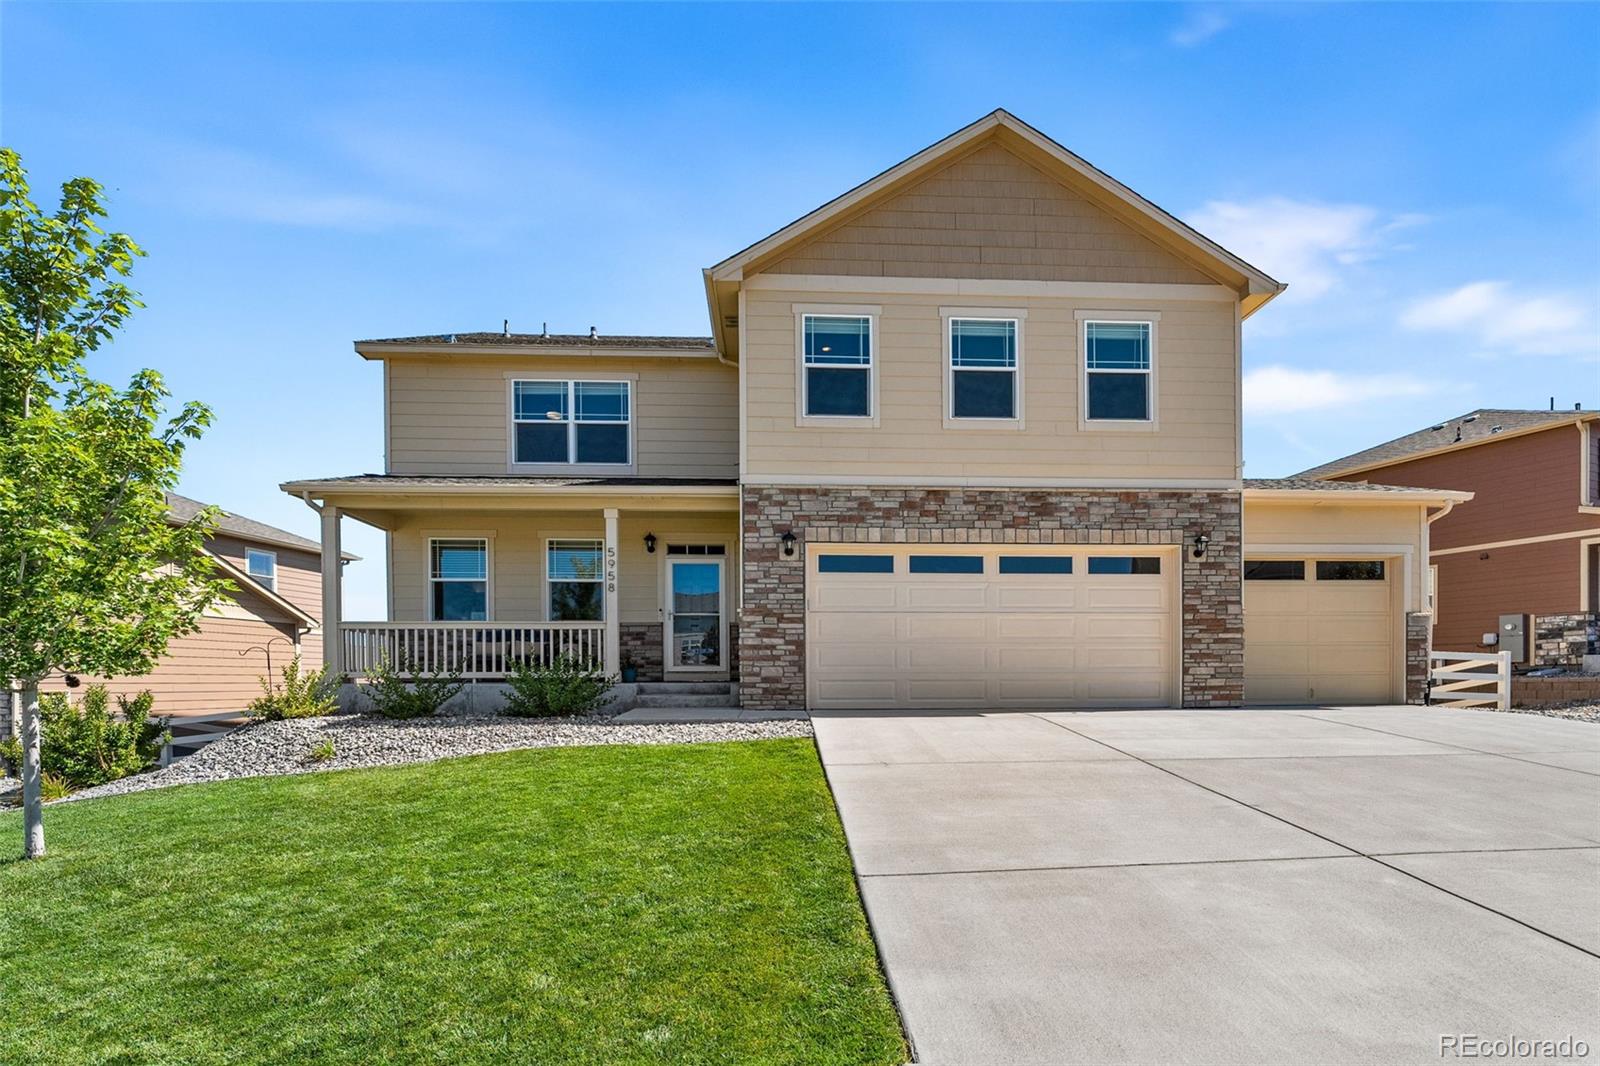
[1400,281,1598,357]
[1170,8,1230,47]
[1186,198,1424,301]
[1243,365,1435,415]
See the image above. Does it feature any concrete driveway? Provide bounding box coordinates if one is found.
[812,706,1600,1065]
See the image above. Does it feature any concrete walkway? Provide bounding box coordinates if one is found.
[812,706,1600,1065]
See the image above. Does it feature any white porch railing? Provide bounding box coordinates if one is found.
[340,622,606,679]
[1428,650,1512,711]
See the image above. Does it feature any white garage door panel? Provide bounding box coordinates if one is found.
[807,549,1175,711]
[1244,560,1396,706]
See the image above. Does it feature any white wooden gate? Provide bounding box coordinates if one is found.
[1428,650,1512,711]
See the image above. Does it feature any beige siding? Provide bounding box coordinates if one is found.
[765,142,1216,285]
[387,509,738,623]
[385,356,738,478]
[742,287,1239,481]
[1243,501,1429,613]
[39,615,302,718]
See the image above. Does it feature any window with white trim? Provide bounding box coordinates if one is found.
[802,315,872,418]
[547,539,604,621]
[949,318,1018,420]
[1084,321,1153,422]
[430,539,488,621]
[512,380,631,465]
[245,549,277,592]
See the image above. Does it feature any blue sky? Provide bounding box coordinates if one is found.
[5,1,1597,617]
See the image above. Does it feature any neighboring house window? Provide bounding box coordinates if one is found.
[512,380,631,465]
[802,314,873,418]
[548,539,604,620]
[430,539,488,621]
[1083,321,1153,422]
[949,318,1019,420]
[245,549,277,592]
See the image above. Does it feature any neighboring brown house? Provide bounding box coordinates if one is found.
[1300,408,1600,663]
[28,493,347,720]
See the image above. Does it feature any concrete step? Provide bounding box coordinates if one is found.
[636,692,740,709]
[635,682,732,696]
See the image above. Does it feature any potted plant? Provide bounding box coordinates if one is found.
[619,653,639,684]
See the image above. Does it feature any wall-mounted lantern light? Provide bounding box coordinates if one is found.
[780,531,798,559]
[644,532,657,554]
[1191,533,1210,559]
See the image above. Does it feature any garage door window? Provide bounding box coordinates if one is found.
[817,555,894,574]
[1245,560,1305,580]
[909,555,985,574]
[1316,561,1385,580]
[998,556,1072,574]
[1087,556,1161,575]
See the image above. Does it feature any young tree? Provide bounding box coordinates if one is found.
[0,148,226,858]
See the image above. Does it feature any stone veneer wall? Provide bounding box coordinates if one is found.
[1532,613,1598,669]
[1406,612,1430,705]
[739,487,1242,711]
[619,622,740,682]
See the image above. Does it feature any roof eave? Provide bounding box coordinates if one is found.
[1243,488,1475,505]
[354,341,718,361]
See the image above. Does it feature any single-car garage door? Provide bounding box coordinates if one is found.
[806,546,1176,710]
[1244,557,1398,705]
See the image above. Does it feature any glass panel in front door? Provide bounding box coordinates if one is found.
[669,560,722,668]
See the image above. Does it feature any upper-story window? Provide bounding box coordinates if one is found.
[948,317,1020,421]
[1082,320,1155,424]
[245,548,277,592]
[801,314,874,419]
[512,380,631,466]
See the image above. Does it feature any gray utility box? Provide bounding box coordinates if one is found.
[1498,613,1530,665]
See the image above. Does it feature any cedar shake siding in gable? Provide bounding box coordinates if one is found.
[1329,424,1591,548]
[385,355,738,478]
[765,142,1217,285]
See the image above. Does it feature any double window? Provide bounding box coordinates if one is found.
[801,314,874,418]
[245,549,277,592]
[1244,559,1387,581]
[548,539,604,621]
[430,539,489,621]
[512,380,631,466]
[948,317,1020,421]
[1083,320,1154,423]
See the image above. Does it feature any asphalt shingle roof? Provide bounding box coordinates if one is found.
[1243,478,1451,493]
[165,492,344,556]
[1295,409,1588,480]
[358,333,715,351]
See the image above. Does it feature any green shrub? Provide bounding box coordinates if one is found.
[248,656,340,721]
[0,685,169,791]
[362,657,464,719]
[39,772,72,801]
[306,738,336,763]
[502,656,617,718]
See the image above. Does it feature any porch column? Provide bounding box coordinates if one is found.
[603,508,621,675]
[321,505,343,676]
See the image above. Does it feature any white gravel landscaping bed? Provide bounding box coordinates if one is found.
[1500,702,1600,723]
[60,713,815,803]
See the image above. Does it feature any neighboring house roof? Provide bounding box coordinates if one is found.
[1295,409,1596,481]
[353,333,717,359]
[702,108,1287,357]
[167,492,357,560]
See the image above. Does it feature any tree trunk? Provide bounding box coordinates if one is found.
[20,683,45,859]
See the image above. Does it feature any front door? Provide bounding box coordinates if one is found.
[666,557,725,671]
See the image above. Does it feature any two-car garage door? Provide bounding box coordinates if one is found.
[806,546,1176,710]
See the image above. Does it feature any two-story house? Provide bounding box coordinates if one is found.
[283,110,1469,711]
[1301,407,1600,667]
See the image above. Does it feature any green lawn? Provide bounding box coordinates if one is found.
[0,739,906,1065]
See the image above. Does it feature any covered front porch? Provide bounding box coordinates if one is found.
[282,476,741,682]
